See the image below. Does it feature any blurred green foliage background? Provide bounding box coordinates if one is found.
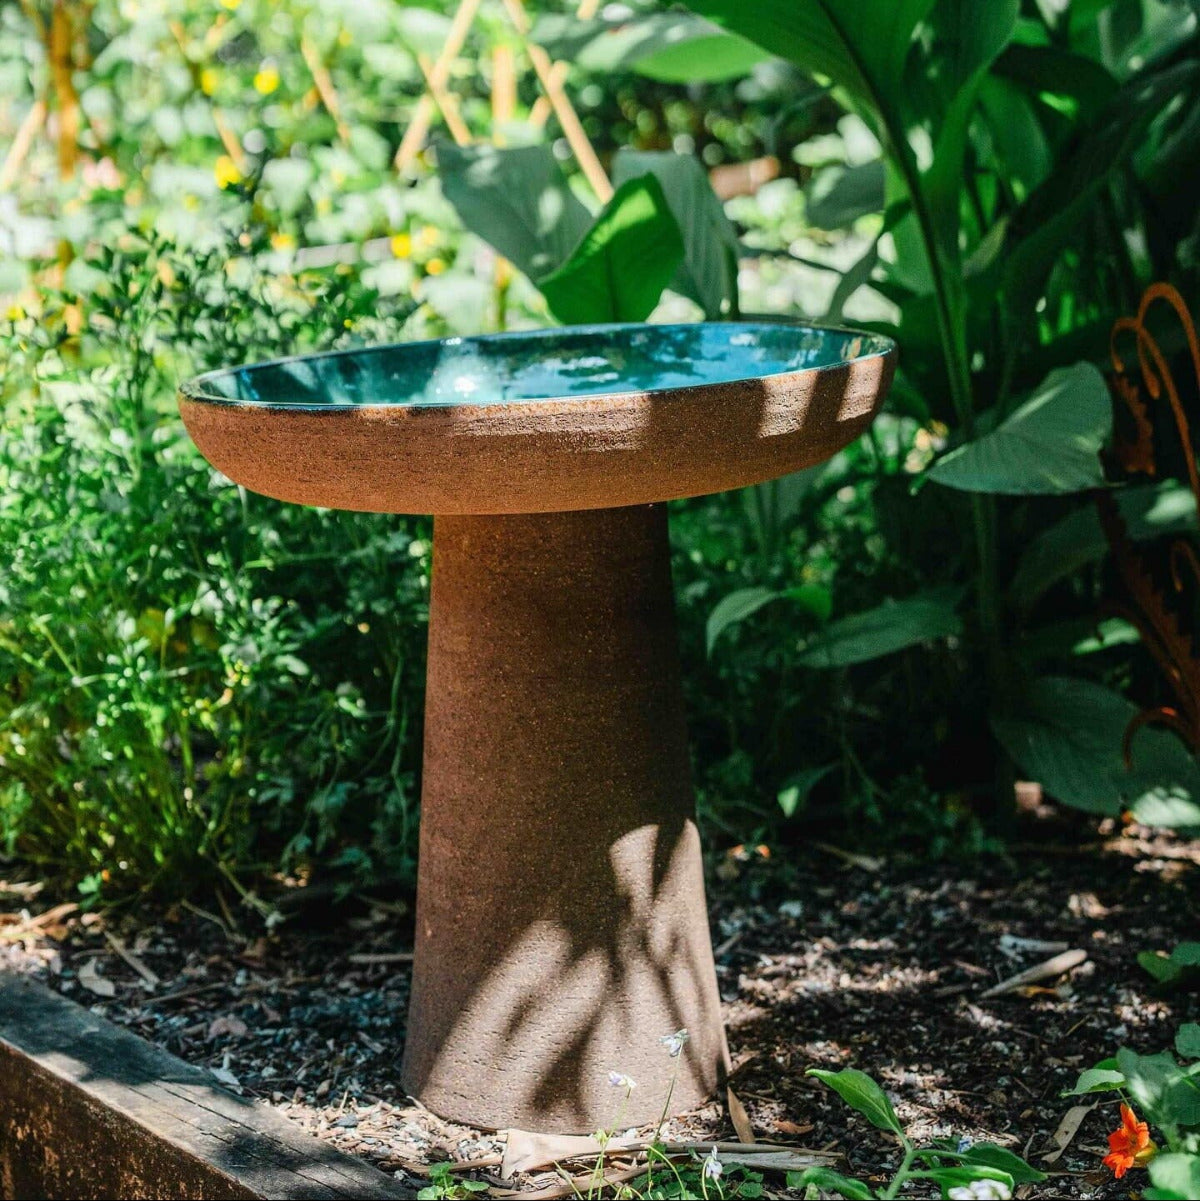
[1,0,1198,901]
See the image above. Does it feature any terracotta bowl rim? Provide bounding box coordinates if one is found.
[177,320,897,415]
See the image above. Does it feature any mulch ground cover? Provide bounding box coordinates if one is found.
[2,805,1196,1199]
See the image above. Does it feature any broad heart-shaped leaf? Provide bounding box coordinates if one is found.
[988,675,1200,817]
[682,0,935,113]
[1176,1023,1200,1060]
[538,175,684,325]
[797,588,961,668]
[929,363,1110,495]
[613,150,738,319]
[530,12,768,83]
[706,587,780,656]
[807,1067,903,1135]
[438,143,591,282]
[1150,1154,1200,1201]
[1117,1048,1200,1127]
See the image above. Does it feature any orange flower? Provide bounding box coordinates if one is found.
[1102,1103,1156,1178]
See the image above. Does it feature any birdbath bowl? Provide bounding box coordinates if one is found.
[179,322,896,1134]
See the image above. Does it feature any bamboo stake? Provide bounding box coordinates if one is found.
[300,34,350,143]
[394,0,481,170]
[499,0,611,200]
[529,0,599,128]
[417,52,470,146]
[0,98,46,191]
[48,0,80,180]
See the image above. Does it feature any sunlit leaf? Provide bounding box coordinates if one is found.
[538,174,684,324]
[929,363,1110,495]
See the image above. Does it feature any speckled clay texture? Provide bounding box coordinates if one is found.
[401,505,729,1132]
[178,349,894,516]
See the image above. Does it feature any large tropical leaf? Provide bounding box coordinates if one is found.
[538,174,684,324]
[438,143,591,281]
[681,0,935,117]
[928,362,1110,494]
[530,12,769,83]
[992,675,1200,821]
[797,588,961,668]
[612,150,738,318]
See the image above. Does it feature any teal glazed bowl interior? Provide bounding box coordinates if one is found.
[181,322,893,409]
[178,321,897,515]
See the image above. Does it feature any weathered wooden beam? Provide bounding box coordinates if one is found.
[0,973,410,1201]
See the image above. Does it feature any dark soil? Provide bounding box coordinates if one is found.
[3,808,1197,1199]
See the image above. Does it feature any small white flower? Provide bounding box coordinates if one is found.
[607,1071,637,1091]
[660,1029,689,1058]
[702,1146,722,1180]
[947,1181,1011,1201]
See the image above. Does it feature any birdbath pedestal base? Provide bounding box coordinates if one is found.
[402,503,725,1132]
[178,321,896,1137]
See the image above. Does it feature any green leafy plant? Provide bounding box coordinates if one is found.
[1066,1013,1200,1197]
[417,1161,489,1201]
[793,1067,1045,1199]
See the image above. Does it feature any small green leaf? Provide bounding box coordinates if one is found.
[1064,1063,1125,1095]
[930,363,1111,495]
[706,587,780,656]
[539,174,684,324]
[788,1166,874,1199]
[1176,1023,1200,1060]
[798,589,961,668]
[807,1067,903,1135]
[778,764,836,818]
[806,160,885,230]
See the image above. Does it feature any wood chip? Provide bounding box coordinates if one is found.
[1041,1102,1095,1163]
[981,949,1088,998]
[812,840,884,872]
[346,952,414,965]
[104,931,160,986]
[77,957,115,998]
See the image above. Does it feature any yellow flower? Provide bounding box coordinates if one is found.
[418,224,440,248]
[316,196,333,215]
[219,0,240,9]
[337,28,352,46]
[390,232,412,259]
[214,155,241,189]
[254,65,280,95]
[425,257,446,276]
[6,305,25,321]
[200,67,218,96]
[270,231,296,250]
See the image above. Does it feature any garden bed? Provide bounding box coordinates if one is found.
[3,805,1196,1199]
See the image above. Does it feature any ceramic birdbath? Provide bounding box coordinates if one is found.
[178,321,896,1134]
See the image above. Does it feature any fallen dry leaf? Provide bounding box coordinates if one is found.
[727,1085,756,1144]
[1041,1102,1095,1163]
